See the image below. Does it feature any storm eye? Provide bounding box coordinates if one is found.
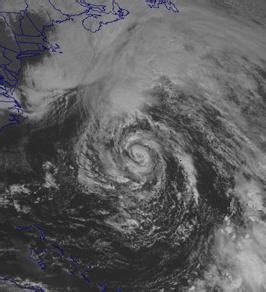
[128,144,151,166]
[2,0,264,290]
[72,83,240,289]
[0,77,242,292]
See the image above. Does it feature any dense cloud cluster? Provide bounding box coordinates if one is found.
[0,0,265,291]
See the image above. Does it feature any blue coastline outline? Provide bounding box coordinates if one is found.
[144,0,179,13]
[0,0,178,133]
[0,224,123,291]
[0,0,130,133]
[0,0,61,133]
[0,0,179,290]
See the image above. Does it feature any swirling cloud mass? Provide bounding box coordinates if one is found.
[0,0,266,291]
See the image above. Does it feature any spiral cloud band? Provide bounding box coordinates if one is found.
[0,0,265,291]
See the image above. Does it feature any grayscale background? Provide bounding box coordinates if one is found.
[0,0,265,291]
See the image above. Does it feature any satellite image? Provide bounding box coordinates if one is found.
[0,0,265,291]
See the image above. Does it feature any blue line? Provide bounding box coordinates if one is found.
[47,0,130,33]
[13,224,123,291]
[0,1,58,132]
[0,0,131,133]
[0,0,178,133]
[145,0,179,13]
[0,0,179,288]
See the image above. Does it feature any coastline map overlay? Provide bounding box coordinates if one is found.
[0,0,266,291]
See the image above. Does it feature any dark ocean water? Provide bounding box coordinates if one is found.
[0,1,266,292]
[0,75,255,291]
